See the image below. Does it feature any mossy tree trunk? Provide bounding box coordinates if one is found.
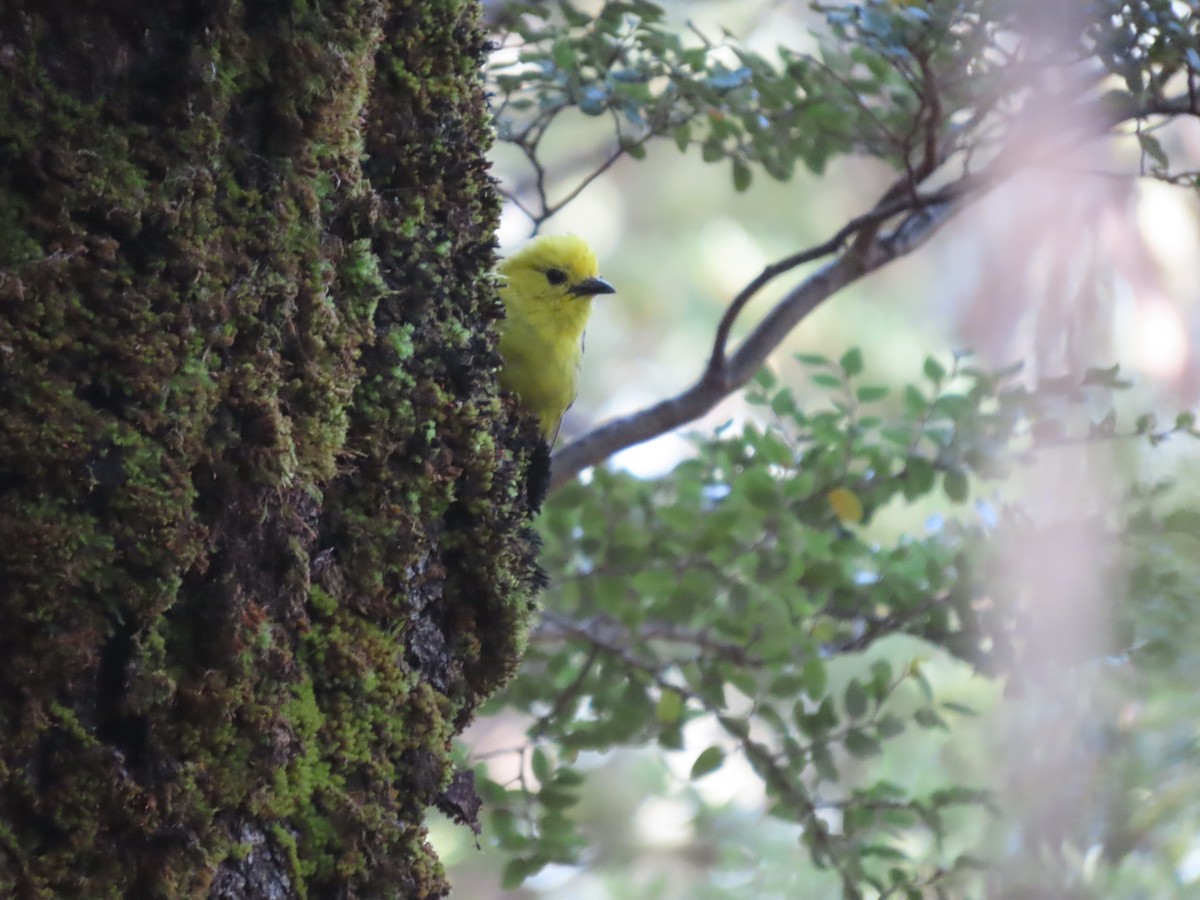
[0,2,541,896]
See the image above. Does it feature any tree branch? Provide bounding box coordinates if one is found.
[547,87,1199,493]
[549,183,969,490]
[534,610,769,668]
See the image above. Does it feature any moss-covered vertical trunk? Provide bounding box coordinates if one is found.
[0,1,539,896]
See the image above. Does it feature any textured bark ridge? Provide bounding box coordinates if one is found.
[0,2,541,896]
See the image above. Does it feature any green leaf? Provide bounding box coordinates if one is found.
[1138,131,1169,169]
[732,157,752,192]
[903,384,927,414]
[551,41,577,70]
[560,1,591,26]
[923,356,946,383]
[875,714,905,738]
[490,807,520,845]
[943,469,969,503]
[844,729,882,758]
[738,467,780,510]
[501,858,535,890]
[839,347,864,377]
[554,767,585,787]
[691,745,726,779]
[754,368,778,390]
[769,672,806,697]
[856,385,889,403]
[718,714,750,738]
[796,352,830,367]
[770,390,797,417]
[656,689,684,725]
[869,659,893,694]
[811,742,839,782]
[931,786,991,806]
[627,0,665,22]
[914,707,945,730]
[532,747,551,782]
[673,123,691,152]
[701,135,724,163]
[940,700,978,717]
[802,656,827,699]
[952,853,989,872]
[844,678,868,718]
[539,784,581,810]
[1163,509,1200,537]
[903,457,936,499]
[861,843,906,860]
[658,726,684,750]
[933,393,971,420]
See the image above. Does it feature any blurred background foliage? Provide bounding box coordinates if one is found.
[436,0,1200,897]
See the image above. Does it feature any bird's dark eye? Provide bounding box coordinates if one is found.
[545,268,567,286]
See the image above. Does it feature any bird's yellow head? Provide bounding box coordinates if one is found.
[497,234,615,310]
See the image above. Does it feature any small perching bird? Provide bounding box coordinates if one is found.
[497,235,615,443]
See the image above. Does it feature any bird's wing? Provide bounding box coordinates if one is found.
[549,328,589,446]
[550,385,578,446]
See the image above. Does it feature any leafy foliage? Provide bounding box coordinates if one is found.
[488,0,1200,226]
[470,0,1200,895]
[467,351,1200,895]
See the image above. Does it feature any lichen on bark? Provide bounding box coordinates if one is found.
[0,1,539,896]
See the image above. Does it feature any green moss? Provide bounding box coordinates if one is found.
[1,1,540,897]
[270,825,308,900]
[389,322,418,363]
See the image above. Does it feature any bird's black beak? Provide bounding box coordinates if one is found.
[568,276,616,297]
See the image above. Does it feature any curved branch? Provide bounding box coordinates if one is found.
[706,183,952,375]
[546,85,1197,493]
[550,184,970,491]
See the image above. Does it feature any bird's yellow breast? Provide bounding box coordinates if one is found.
[497,288,590,436]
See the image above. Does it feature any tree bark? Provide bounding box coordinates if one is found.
[0,2,540,896]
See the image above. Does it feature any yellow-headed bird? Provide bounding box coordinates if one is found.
[497,235,615,443]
